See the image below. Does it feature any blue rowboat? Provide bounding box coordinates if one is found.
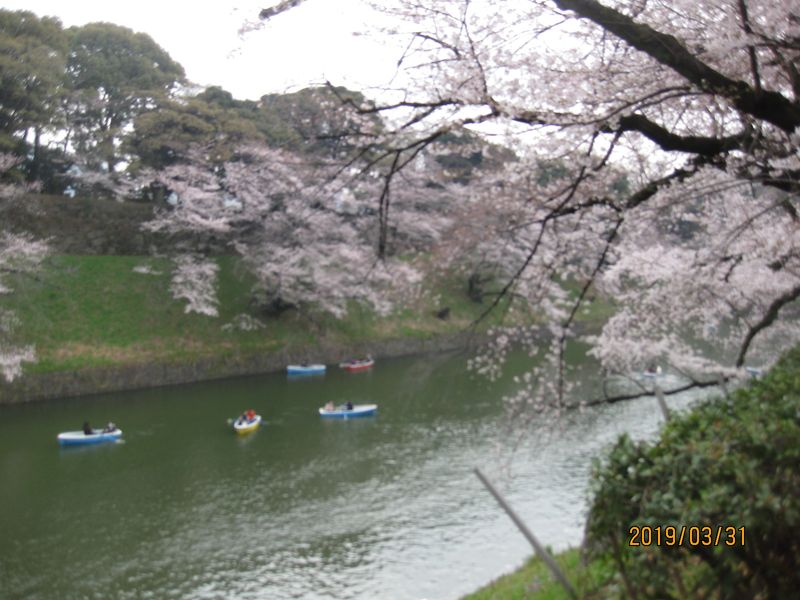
[57,428,122,446]
[319,404,377,419]
[287,364,326,375]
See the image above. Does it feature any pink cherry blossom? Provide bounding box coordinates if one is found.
[0,154,49,381]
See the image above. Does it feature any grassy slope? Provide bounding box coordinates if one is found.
[462,549,614,600]
[3,254,542,374]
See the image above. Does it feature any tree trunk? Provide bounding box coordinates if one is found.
[29,126,42,182]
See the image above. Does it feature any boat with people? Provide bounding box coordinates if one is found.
[287,363,326,376]
[318,403,378,419]
[232,409,262,434]
[57,422,122,447]
[339,357,374,372]
[642,365,663,379]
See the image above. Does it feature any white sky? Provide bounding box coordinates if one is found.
[1,0,403,100]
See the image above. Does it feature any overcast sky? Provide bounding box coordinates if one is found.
[1,0,401,99]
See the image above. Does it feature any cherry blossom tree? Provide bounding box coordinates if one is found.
[257,0,800,410]
[142,143,435,319]
[169,254,220,317]
[0,153,48,381]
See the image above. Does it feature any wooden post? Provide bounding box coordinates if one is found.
[474,467,578,599]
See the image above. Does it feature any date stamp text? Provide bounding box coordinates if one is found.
[628,525,745,547]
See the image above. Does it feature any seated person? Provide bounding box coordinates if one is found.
[103,421,116,433]
[82,421,93,435]
[346,401,353,410]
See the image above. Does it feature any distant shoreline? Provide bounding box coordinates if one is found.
[0,331,484,404]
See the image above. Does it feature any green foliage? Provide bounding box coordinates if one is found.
[258,85,381,157]
[534,160,569,187]
[25,144,70,192]
[0,9,68,181]
[65,22,185,170]
[0,10,67,136]
[585,350,800,599]
[126,96,261,169]
[126,84,388,170]
[0,13,386,179]
[431,126,517,183]
[196,85,303,153]
[67,22,183,88]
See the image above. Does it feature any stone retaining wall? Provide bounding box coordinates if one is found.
[0,332,485,404]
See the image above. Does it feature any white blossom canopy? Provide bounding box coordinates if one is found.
[257,0,800,409]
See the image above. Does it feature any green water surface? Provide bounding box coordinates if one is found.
[0,351,702,599]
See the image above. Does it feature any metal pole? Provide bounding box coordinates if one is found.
[474,467,578,599]
[654,384,670,422]
[716,373,729,398]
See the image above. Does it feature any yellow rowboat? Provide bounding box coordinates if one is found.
[232,414,262,434]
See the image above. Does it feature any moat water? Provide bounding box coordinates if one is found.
[0,350,706,599]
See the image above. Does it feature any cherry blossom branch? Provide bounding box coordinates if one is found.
[557,217,624,403]
[471,221,550,327]
[552,0,800,132]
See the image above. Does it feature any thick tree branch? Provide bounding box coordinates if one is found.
[613,114,748,155]
[553,0,800,132]
[598,377,724,404]
[259,0,308,21]
[736,283,800,367]
[737,0,762,92]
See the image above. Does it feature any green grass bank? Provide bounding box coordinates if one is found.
[0,254,532,401]
[4,254,517,374]
[0,253,611,402]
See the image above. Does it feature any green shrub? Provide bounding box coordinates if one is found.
[585,348,800,599]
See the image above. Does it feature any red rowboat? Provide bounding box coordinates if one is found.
[340,358,374,372]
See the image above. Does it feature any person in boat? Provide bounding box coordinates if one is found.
[346,401,353,411]
[245,409,256,421]
[102,421,116,433]
[644,363,660,375]
[324,401,335,411]
[82,421,93,435]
